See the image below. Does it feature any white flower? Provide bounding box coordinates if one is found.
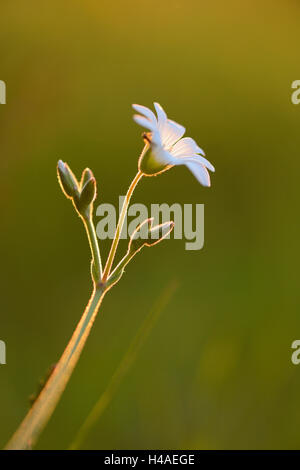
[132,102,215,186]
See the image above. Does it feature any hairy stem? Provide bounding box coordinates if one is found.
[5,286,106,450]
[102,170,143,281]
[69,280,178,449]
[5,151,149,449]
[82,214,102,283]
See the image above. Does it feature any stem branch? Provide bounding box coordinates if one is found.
[5,153,149,449]
[82,214,102,283]
[102,170,143,281]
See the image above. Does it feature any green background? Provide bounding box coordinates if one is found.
[1,0,300,449]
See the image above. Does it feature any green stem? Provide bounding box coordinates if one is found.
[5,286,106,450]
[102,171,143,282]
[69,280,178,450]
[82,214,102,283]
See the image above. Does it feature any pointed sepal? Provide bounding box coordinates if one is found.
[57,160,80,199]
[74,176,97,215]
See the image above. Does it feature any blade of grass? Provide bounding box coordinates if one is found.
[69,279,179,450]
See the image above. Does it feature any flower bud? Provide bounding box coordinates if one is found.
[129,218,152,254]
[107,219,174,289]
[128,218,174,255]
[57,160,80,199]
[74,177,97,215]
[145,221,174,246]
[80,168,94,188]
[57,161,98,217]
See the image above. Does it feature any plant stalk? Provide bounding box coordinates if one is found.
[5,160,147,449]
[82,213,102,283]
[102,170,143,282]
[69,280,178,449]
[5,286,106,450]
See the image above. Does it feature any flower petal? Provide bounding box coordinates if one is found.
[133,114,156,132]
[161,119,186,148]
[150,129,162,146]
[184,155,215,172]
[185,161,211,186]
[193,156,215,172]
[171,137,205,157]
[132,104,157,125]
[154,102,167,130]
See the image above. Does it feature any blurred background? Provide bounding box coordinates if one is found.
[1,0,300,450]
